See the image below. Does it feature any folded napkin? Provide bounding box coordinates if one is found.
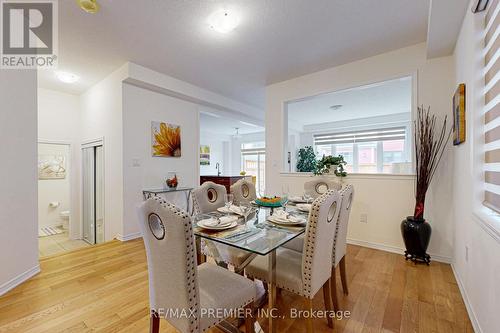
[271,210,305,223]
[199,215,238,227]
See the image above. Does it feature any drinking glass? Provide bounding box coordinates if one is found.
[239,201,253,223]
[224,193,234,215]
[303,192,313,204]
[281,184,289,210]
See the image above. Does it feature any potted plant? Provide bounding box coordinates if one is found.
[401,106,451,265]
[314,155,347,177]
[296,146,317,172]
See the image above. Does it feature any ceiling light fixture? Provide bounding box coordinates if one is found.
[56,71,80,83]
[208,9,240,33]
[76,0,100,14]
[233,127,242,139]
[329,105,343,111]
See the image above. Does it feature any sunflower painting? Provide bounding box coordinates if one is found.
[151,121,181,157]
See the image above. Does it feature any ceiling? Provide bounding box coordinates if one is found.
[287,76,412,129]
[38,0,467,108]
[200,109,264,136]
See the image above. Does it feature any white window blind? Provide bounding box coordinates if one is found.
[241,148,265,156]
[484,0,500,212]
[313,127,406,146]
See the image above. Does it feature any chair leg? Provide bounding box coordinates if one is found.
[244,303,255,333]
[150,310,160,333]
[304,297,314,333]
[330,266,339,311]
[322,279,334,329]
[339,256,349,295]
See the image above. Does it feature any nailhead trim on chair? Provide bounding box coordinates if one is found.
[246,190,340,300]
[150,196,200,333]
[332,185,354,266]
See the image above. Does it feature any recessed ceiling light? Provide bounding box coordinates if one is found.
[208,9,240,33]
[56,71,80,83]
[76,0,100,14]
[329,105,343,111]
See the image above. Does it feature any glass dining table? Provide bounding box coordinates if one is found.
[192,205,308,333]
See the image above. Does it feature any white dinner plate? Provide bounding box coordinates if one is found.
[296,203,312,212]
[289,196,308,203]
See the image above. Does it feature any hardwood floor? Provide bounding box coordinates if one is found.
[0,239,473,333]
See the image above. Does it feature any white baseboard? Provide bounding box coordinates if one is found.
[116,232,142,242]
[451,264,482,333]
[0,265,40,296]
[347,238,452,263]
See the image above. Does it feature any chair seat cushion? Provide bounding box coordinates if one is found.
[202,241,252,267]
[198,263,256,330]
[245,248,306,297]
[281,234,304,252]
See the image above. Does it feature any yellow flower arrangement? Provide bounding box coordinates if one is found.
[152,122,181,157]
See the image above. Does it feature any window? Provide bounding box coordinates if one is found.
[241,142,265,195]
[286,76,413,174]
[313,127,409,174]
[483,0,500,212]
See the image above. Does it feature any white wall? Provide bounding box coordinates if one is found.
[266,43,455,260]
[0,70,39,295]
[37,88,80,236]
[451,2,500,332]
[80,65,128,241]
[122,83,200,237]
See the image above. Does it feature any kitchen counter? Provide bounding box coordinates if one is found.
[200,175,247,193]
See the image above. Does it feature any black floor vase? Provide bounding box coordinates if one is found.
[401,216,432,265]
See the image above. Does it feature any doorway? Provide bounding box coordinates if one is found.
[38,141,89,257]
[82,141,105,245]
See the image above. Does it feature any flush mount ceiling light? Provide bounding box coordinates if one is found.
[56,71,80,83]
[76,0,100,14]
[329,105,343,111]
[233,127,242,139]
[208,9,240,33]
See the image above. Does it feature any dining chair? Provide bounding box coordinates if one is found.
[138,197,256,333]
[230,178,257,205]
[330,184,354,310]
[191,181,226,215]
[304,177,342,198]
[245,190,341,332]
[192,181,252,272]
[282,184,354,311]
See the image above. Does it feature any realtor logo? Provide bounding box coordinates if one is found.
[1,0,58,69]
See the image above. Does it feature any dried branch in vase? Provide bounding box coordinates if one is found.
[413,106,452,220]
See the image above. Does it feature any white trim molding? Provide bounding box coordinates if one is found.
[347,238,452,264]
[0,265,40,296]
[280,172,416,181]
[451,264,482,333]
[116,232,142,242]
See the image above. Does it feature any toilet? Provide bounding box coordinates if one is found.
[60,210,70,230]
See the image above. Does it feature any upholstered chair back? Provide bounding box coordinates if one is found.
[230,178,257,205]
[333,184,354,267]
[138,197,200,333]
[301,190,341,298]
[192,181,226,215]
[304,177,342,198]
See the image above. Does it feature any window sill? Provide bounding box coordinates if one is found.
[280,172,416,180]
[472,208,500,244]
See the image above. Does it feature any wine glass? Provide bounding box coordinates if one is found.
[303,192,313,204]
[224,193,234,216]
[239,201,253,223]
[281,184,290,210]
